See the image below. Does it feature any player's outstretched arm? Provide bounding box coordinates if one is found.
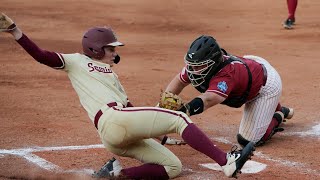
[0,12,63,68]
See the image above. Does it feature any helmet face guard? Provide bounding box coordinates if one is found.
[185,35,223,87]
[185,56,217,87]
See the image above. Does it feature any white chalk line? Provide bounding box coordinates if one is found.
[0,124,319,176]
[0,144,104,154]
[0,144,104,174]
[181,167,217,180]
[23,153,62,171]
[281,124,320,138]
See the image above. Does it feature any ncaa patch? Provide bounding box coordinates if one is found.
[217,81,228,93]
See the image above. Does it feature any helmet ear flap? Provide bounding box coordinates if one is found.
[89,47,105,59]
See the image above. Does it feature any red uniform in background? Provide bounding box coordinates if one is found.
[283,0,298,29]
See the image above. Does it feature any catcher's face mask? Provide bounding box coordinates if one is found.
[185,55,216,87]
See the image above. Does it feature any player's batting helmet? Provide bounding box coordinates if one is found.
[82,27,124,61]
[184,35,223,87]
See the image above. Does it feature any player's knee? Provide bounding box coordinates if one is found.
[165,159,182,178]
[237,133,251,148]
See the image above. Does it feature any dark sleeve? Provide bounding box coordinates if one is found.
[16,34,64,68]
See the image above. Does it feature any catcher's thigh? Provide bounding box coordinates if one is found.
[239,60,282,143]
[106,138,182,179]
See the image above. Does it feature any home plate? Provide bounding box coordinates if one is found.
[200,160,267,174]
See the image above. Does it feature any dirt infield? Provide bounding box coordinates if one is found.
[1,0,320,179]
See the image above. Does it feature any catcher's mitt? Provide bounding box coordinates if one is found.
[159,91,184,110]
[0,13,16,32]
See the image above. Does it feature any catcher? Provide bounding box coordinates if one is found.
[160,35,294,147]
[1,13,255,179]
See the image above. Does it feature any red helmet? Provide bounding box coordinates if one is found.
[82,27,124,59]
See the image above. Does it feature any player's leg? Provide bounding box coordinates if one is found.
[98,106,254,177]
[106,138,182,179]
[256,102,294,145]
[98,107,228,165]
[283,0,298,29]
[238,95,280,145]
[287,0,298,22]
[238,60,282,146]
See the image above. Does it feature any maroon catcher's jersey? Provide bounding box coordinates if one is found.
[179,55,266,101]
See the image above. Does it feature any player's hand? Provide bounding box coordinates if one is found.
[0,13,16,32]
[0,12,22,40]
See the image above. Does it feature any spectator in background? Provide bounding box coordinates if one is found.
[283,0,298,29]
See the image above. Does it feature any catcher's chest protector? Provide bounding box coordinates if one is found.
[194,56,252,108]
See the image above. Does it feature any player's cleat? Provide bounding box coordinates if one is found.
[92,157,123,178]
[283,19,294,29]
[281,106,294,119]
[221,142,255,178]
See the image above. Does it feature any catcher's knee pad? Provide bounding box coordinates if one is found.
[237,133,250,148]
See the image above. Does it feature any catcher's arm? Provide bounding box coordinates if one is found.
[199,91,226,109]
[179,91,226,116]
[165,74,189,95]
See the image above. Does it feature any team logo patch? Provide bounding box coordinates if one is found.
[217,81,228,93]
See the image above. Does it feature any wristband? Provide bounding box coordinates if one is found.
[179,97,204,116]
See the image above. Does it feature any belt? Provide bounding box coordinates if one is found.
[94,102,125,129]
[261,64,268,86]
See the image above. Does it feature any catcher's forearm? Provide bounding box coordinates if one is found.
[165,74,187,95]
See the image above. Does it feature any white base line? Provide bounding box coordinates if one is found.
[1,124,320,176]
[23,153,62,171]
[0,144,104,154]
[0,144,104,174]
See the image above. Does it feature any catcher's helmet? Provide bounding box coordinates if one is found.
[184,35,223,87]
[82,27,124,60]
